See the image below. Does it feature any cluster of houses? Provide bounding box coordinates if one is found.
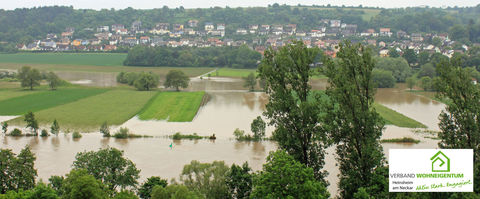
[17,19,472,58]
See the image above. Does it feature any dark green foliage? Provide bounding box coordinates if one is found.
[171,132,205,140]
[72,147,140,191]
[9,128,22,136]
[179,160,230,199]
[242,72,256,91]
[60,169,108,199]
[164,70,189,91]
[226,162,252,199]
[419,63,436,78]
[375,57,411,82]
[123,45,260,69]
[46,72,61,90]
[258,40,329,181]
[138,176,168,199]
[436,57,480,193]
[372,69,396,88]
[150,184,204,199]
[17,66,41,90]
[406,77,416,90]
[250,116,266,140]
[50,119,60,135]
[420,76,432,91]
[72,132,82,139]
[251,150,329,199]
[388,48,400,58]
[0,146,37,194]
[100,121,110,137]
[40,129,49,137]
[116,72,139,86]
[48,175,64,194]
[24,111,39,135]
[113,190,139,199]
[134,72,159,91]
[403,49,418,66]
[418,51,431,66]
[323,41,387,198]
[26,182,59,199]
[1,122,7,134]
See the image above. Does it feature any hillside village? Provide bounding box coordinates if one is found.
[18,18,471,58]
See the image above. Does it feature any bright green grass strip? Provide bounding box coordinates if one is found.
[215,68,257,78]
[0,53,126,66]
[0,88,108,115]
[139,91,205,122]
[374,103,427,128]
[10,89,156,130]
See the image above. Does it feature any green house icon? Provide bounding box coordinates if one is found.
[430,151,450,172]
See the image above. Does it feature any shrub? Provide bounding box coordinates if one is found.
[171,132,204,140]
[113,127,130,139]
[40,129,49,137]
[72,132,82,139]
[10,128,22,136]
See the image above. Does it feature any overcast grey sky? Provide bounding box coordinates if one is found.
[1,0,479,10]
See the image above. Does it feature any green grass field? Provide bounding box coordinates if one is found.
[0,53,127,66]
[139,91,205,122]
[0,89,42,101]
[9,89,156,130]
[215,68,257,78]
[374,103,427,128]
[0,88,108,115]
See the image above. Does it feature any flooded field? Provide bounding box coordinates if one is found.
[0,74,445,196]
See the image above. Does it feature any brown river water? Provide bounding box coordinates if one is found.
[0,72,445,196]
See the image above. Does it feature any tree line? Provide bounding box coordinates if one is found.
[123,45,261,68]
[1,5,480,44]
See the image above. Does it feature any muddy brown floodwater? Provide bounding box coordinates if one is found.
[0,74,445,197]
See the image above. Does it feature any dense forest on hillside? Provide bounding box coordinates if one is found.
[123,45,261,68]
[0,4,479,44]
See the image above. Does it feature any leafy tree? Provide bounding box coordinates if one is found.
[117,72,128,84]
[388,48,400,58]
[243,72,256,91]
[323,41,387,198]
[72,147,140,191]
[449,24,469,42]
[26,182,59,199]
[178,160,230,199]
[138,176,168,199]
[258,41,329,181]
[419,63,436,78]
[1,122,7,134]
[250,116,266,140]
[100,121,110,137]
[436,57,480,192]
[164,70,189,91]
[406,77,416,90]
[418,51,431,66]
[420,76,432,91]
[50,119,60,135]
[134,72,159,91]
[61,169,108,199]
[402,49,417,66]
[46,72,61,90]
[0,146,37,194]
[24,111,39,135]
[48,175,64,195]
[375,57,411,82]
[151,184,204,199]
[372,69,396,88]
[226,162,252,199]
[431,37,443,47]
[18,66,41,90]
[113,190,139,199]
[251,150,329,199]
